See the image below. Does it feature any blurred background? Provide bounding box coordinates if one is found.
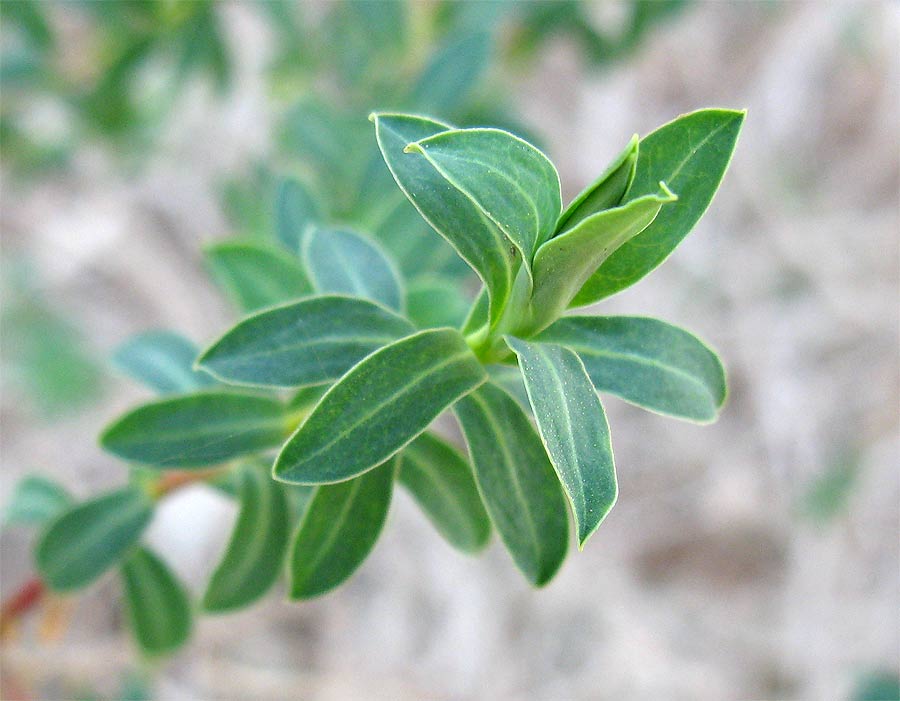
[1,1,898,699]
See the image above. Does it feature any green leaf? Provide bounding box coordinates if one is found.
[372,113,516,326]
[112,330,216,395]
[524,185,676,334]
[505,337,617,548]
[101,392,289,468]
[303,227,403,312]
[555,134,638,233]
[408,31,491,115]
[204,240,312,313]
[398,432,490,553]
[288,459,394,599]
[535,316,727,422]
[275,176,320,252]
[2,475,71,528]
[405,276,470,329]
[202,461,290,612]
[36,487,154,592]
[275,328,487,484]
[404,127,562,261]
[121,547,191,656]
[454,383,569,586]
[572,109,745,305]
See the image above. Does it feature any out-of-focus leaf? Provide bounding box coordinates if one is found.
[405,276,471,329]
[408,32,491,115]
[2,475,72,528]
[275,176,321,252]
[112,330,215,395]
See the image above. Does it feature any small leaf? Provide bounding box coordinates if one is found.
[121,547,191,656]
[275,176,320,252]
[399,432,490,553]
[454,383,569,586]
[573,109,745,305]
[204,239,312,313]
[112,330,216,395]
[405,276,470,329]
[536,316,727,422]
[408,31,491,115]
[101,392,288,468]
[288,459,394,599]
[303,227,403,312]
[202,461,290,612]
[36,487,154,592]
[275,328,486,484]
[2,475,71,528]
[505,337,617,548]
[197,295,415,389]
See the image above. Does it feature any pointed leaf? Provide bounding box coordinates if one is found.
[399,432,490,553]
[505,338,617,548]
[101,392,288,468]
[202,461,290,612]
[536,316,727,422]
[275,328,486,484]
[275,176,320,252]
[454,383,569,586]
[303,227,403,312]
[405,276,470,329]
[2,475,72,528]
[121,547,191,656]
[205,240,312,313]
[288,459,394,599]
[36,487,154,591]
[573,109,745,304]
[197,295,415,389]
[112,330,215,395]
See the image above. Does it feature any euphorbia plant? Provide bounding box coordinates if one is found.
[5,108,743,656]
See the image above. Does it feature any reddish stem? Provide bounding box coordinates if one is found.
[0,577,45,640]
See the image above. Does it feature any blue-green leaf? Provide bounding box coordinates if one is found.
[275,176,320,252]
[112,330,215,395]
[408,32,491,115]
[505,337,617,548]
[405,276,470,329]
[2,475,72,528]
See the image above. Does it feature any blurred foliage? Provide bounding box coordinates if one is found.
[798,448,860,527]
[852,671,900,701]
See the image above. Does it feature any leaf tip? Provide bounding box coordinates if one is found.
[403,142,425,155]
[657,181,678,202]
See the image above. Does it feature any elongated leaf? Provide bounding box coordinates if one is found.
[205,240,312,313]
[555,134,638,233]
[405,276,470,329]
[202,461,290,612]
[121,547,191,656]
[399,432,490,553]
[536,316,727,422]
[408,31,491,115]
[275,176,320,252]
[372,113,516,326]
[112,330,215,395]
[454,383,569,585]
[303,228,403,312]
[275,328,486,484]
[101,392,288,468]
[2,475,71,528]
[573,109,745,304]
[36,487,154,591]
[405,127,562,260]
[524,186,676,334]
[288,459,394,599]
[198,295,414,389]
[486,364,530,410]
[505,337,617,548]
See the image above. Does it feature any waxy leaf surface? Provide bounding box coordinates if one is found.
[275,176,320,252]
[113,330,215,395]
[2,475,71,528]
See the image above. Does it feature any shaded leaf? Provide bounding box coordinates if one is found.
[2,475,71,528]
[275,176,320,252]
[112,330,215,395]
[405,276,471,329]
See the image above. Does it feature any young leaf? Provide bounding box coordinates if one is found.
[36,487,154,592]
[101,392,288,468]
[112,330,216,395]
[454,383,569,586]
[275,176,320,252]
[555,134,638,233]
[398,432,490,553]
[204,240,312,313]
[121,547,191,656]
[202,461,290,612]
[303,227,403,312]
[288,459,394,599]
[572,109,745,305]
[2,475,72,528]
[408,31,491,116]
[197,295,415,389]
[274,328,487,484]
[405,276,470,329]
[372,113,516,326]
[536,316,727,422]
[405,127,562,260]
[505,338,617,548]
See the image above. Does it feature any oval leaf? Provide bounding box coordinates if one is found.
[197,295,415,388]
[101,392,288,468]
[536,316,727,422]
[2,475,72,528]
[288,459,394,599]
[275,328,486,484]
[454,383,569,586]
[505,338,617,548]
[36,487,154,592]
[275,176,320,252]
[112,330,216,395]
